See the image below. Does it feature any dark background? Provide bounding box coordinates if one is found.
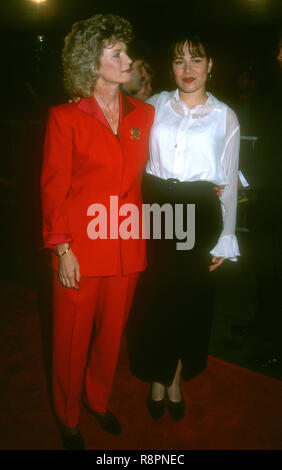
[0,0,281,117]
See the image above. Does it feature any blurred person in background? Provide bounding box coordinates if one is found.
[242,29,282,369]
[134,61,154,101]
[230,68,257,137]
[231,29,282,372]
[122,56,153,100]
[122,57,145,96]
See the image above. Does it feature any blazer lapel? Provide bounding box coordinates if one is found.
[76,95,110,130]
[120,90,135,121]
[75,90,136,132]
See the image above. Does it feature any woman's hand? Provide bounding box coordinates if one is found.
[57,244,81,289]
[209,256,225,272]
[213,184,225,198]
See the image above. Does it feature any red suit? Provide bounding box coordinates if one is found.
[41,91,154,427]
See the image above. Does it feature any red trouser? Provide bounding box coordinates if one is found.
[52,272,139,427]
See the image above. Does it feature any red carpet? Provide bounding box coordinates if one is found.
[0,281,282,450]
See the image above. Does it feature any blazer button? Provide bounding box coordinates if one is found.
[119,190,128,199]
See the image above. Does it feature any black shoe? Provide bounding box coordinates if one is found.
[59,426,85,450]
[85,404,122,435]
[166,388,185,420]
[146,385,165,419]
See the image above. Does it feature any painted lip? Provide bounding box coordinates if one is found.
[183,77,195,83]
[124,69,132,73]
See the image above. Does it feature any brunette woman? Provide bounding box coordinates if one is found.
[128,34,240,420]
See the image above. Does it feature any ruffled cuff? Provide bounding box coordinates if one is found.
[210,234,240,261]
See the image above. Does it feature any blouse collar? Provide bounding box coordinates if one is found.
[169,88,222,115]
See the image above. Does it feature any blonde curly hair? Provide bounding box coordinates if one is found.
[63,14,133,98]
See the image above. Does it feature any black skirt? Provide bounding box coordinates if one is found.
[127,173,222,386]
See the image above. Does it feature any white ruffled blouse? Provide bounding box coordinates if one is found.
[146,89,240,261]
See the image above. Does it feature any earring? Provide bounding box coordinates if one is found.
[208,72,212,80]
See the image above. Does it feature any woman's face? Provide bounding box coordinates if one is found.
[172,41,212,95]
[97,41,132,86]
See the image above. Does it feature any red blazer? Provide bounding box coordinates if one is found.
[41,91,154,276]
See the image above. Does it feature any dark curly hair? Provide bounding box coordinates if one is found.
[63,14,133,98]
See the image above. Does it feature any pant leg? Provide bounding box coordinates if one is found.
[52,274,99,427]
[84,272,139,413]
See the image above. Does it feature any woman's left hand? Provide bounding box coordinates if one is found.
[213,185,225,198]
[209,256,225,272]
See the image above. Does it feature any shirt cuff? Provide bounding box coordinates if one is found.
[43,232,73,247]
[210,234,240,261]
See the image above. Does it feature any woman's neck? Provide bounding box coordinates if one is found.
[93,80,120,135]
[178,88,208,109]
[93,81,120,108]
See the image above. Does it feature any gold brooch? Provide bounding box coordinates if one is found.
[130,128,141,140]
